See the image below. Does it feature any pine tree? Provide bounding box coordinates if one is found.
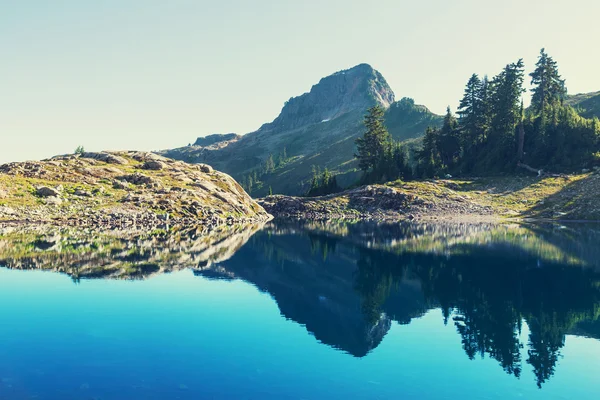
[265,154,275,173]
[530,48,566,113]
[457,74,486,166]
[355,106,392,173]
[268,186,273,196]
[247,175,253,194]
[487,59,526,170]
[438,107,461,169]
[418,126,442,177]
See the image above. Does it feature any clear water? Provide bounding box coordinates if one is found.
[1,221,600,399]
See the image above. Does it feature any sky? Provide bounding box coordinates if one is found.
[1,0,599,163]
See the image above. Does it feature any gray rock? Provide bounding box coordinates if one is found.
[112,180,129,190]
[0,206,16,216]
[198,164,214,173]
[74,189,92,197]
[80,152,129,165]
[117,173,155,186]
[141,160,165,171]
[36,186,61,197]
[43,196,63,205]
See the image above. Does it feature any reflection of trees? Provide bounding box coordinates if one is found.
[352,244,600,387]
[308,233,338,261]
[354,250,398,324]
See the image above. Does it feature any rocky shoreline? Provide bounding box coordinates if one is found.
[258,172,600,222]
[258,184,496,222]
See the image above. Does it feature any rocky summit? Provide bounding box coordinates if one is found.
[0,151,270,227]
[160,64,441,196]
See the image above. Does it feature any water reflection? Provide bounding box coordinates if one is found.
[1,220,599,388]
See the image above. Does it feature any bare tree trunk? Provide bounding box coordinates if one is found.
[517,121,525,162]
[517,162,542,176]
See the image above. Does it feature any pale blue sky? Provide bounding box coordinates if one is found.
[1,0,599,163]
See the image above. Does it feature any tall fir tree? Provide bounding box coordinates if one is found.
[530,48,566,113]
[487,59,526,170]
[355,106,392,173]
[437,107,461,169]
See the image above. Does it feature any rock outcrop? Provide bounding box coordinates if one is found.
[0,151,270,227]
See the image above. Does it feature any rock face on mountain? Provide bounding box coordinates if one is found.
[160,64,441,196]
[262,63,395,133]
[194,133,241,147]
[0,151,270,226]
[566,91,600,119]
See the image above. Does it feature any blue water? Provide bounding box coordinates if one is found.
[1,221,600,399]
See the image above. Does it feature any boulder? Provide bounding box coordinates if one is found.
[198,164,214,173]
[117,173,155,186]
[36,186,61,198]
[80,152,129,165]
[141,160,165,171]
[74,189,92,197]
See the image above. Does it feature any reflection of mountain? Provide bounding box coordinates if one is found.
[198,221,600,387]
[195,230,418,357]
[2,220,600,387]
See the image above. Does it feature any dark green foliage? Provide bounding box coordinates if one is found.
[385,97,443,141]
[355,106,391,172]
[265,154,275,173]
[416,108,461,177]
[566,91,600,119]
[74,146,85,155]
[355,106,412,183]
[530,48,566,112]
[417,50,600,176]
[306,167,341,197]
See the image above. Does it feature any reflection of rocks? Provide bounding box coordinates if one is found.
[0,223,264,280]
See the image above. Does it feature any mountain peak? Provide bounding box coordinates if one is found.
[262,64,395,133]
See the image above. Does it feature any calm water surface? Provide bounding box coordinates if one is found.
[1,221,599,399]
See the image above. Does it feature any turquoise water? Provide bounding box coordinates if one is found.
[1,221,600,399]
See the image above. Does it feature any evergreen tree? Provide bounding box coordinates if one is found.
[265,154,275,173]
[457,74,488,170]
[355,106,392,173]
[486,59,526,170]
[437,107,461,169]
[247,175,253,194]
[530,48,566,113]
[418,126,442,177]
[306,167,341,196]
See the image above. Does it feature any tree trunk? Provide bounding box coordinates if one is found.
[517,162,542,176]
[517,121,525,162]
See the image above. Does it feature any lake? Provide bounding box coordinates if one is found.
[1,220,599,399]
